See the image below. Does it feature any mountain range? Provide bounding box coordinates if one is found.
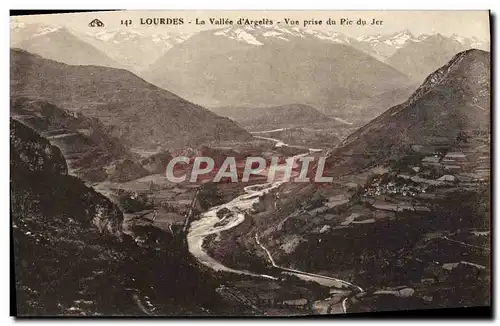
[11,22,191,72]
[142,25,411,112]
[11,24,122,68]
[386,34,473,82]
[11,22,488,122]
[10,49,251,150]
[353,30,487,61]
[79,29,192,72]
[11,22,488,75]
[10,15,491,315]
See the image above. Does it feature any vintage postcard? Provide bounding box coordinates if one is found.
[10,10,491,316]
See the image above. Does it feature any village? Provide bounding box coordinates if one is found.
[361,146,490,213]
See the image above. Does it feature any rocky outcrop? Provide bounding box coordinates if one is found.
[11,120,237,316]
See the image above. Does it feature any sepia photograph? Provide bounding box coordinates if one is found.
[9,9,491,317]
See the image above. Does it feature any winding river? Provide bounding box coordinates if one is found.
[186,148,308,280]
[186,136,363,312]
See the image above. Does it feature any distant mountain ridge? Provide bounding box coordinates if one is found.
[210,103,347,130]
[11,22,191,72]
[143,25,410,111]
[11,24,122,68]
[353,29,488,61]
[386,34,473,82]
[11,21,488,73]
[79,29,192,72]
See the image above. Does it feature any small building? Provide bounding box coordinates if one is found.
[444,165,462,172]
[437,175,456,182]
[281,298,309,310]
[422,156,441,167]
[444,152,467,160]
[422,156,440,164]
[257,292,277,307]
[397,174,411,180]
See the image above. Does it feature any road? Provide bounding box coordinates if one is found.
[254,233,364,292]
[253,135,287,148]
[441,236,490,251]
[251,128,289,134]
[472,103,487,112]
[254,233,364,314]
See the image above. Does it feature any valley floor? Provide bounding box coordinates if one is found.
[88,136,490,316]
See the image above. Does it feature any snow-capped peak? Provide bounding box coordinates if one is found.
[449,33,489,50]
[415,34,431,42]
[10,20,26,30]
[85,29,192,48]
[90,29,145,43]
[214,27,263,45]
[33,26,61,37]
[383,30,414,46]
[393,29,414,38]
[11,22,62,36]
[212,24,353,46]
[356,34,383,42]
[92,31,119,41]
[450,33,467,43]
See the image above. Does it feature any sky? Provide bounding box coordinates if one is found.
[11,10,491,40]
